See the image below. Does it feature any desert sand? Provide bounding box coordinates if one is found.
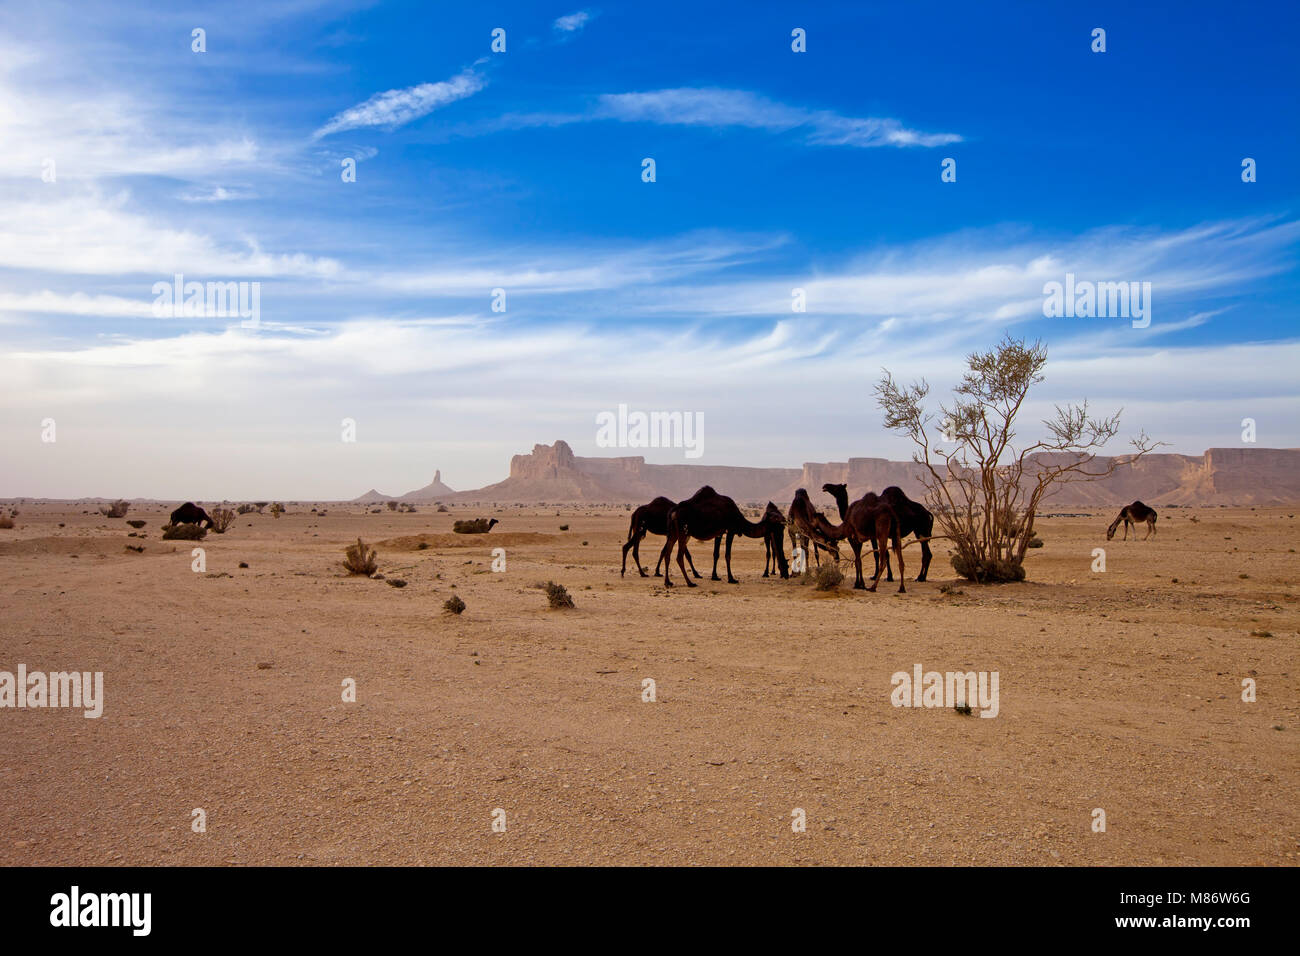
[1,501,1296,865]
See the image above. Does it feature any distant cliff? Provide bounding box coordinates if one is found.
[384,441,1300,507]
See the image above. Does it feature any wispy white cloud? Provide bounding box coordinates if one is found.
[0,190,340,278]
[595,88,962,148]
[313,67,487,138]
[553,10,592,35]
[177,186,256,203]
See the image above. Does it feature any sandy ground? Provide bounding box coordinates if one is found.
[0,500,1296,866]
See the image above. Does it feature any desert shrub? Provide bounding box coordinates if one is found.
[343,538,378,576]
[417,541,429,550]
[559,524,569,531]
[813,562,844,591]
[386,578,407,588]
[162,523,206,541]
[1026,534,1044,549]
[253,502,269,514]
[100,500,130,518]
[387,501,398,511]
[270,502,284,519]
[877,335,1159,584]
[237,504,257,515]
[436,505,449,513]
[126,519,146,529]
[0,516,13,529]
[209,508,236,533]
[443,595,466,614]
[544,581,574,609]
[950,552,1025,583]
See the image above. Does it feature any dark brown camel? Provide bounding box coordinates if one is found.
[822,483,933,582]
[170,502,212,528]
[787,489,841,571]
[660,487,788,588]
[761,502,793,577]
[811,487,905,592]
[622,496,700,578]
[1107,500,1157,540]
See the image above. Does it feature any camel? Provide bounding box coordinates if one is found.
[822,483,933,582]
[1107,501,1157,540]
[452,518,498,534]
[761,502,793,577]
[169,502,212,528]
[787,489,841,571]
[659,487,788,588]
[622,496,701,578]
[811,487,905,592]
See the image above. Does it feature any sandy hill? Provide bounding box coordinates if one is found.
[383,441,1300,507]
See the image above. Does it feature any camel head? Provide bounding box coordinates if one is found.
[1105,516,1121,540]
[487,518,499,530]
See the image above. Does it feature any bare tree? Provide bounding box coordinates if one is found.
[875,335,1160,582]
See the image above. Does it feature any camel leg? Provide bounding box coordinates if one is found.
[918,538,932,582]
[892,531,906,594]
[675,534,696,588]
[711,538,722,581]
[659,537,676,587]
[683,544,702,578]
[851,540,866,590]
[725,531,738,584]
[628,529,649,577]
[763,535,772,578]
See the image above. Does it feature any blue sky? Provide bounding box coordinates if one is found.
[1,0,1298,498]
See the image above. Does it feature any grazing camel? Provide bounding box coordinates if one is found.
[1107,501,1157,540]
[452,517,498,534]
[812,487,906,592]
[787,489,841,570]
[169,502,212,528]
[622,496,701,578]
[660,487,788,588]
[822,483,933,582]
[761,502,794,577]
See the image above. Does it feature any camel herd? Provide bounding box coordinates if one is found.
[621,487,1160,590]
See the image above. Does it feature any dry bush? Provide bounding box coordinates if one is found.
[253,502,269,513]
[126,519,146,529]
[877,335,1159,583]
[237,503,257,515]
[443,595,466,614]
[161,523,206,541]
[951,552,1025,583]
[209,508,236,533]
[544,581,574,609]
[270,502,284,519]
[813,562,844,591]
[436,505,449,513]
[343,538,378,576]
[100,500,130,518]
[0,516,13,530]
[387,501,398,511]
[386,578,407,588]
